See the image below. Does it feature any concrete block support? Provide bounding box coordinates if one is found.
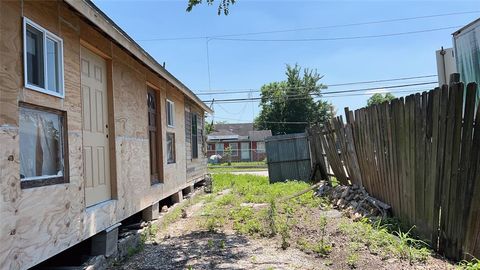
[142,202,160,221]
[171,190,183,204]
[91,223,120,258]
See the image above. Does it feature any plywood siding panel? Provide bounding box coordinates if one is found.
[0,0,22,126]
[0,128,20,269]
[23,0,60,36]
[112,55,148,139]
[62,14,83,132]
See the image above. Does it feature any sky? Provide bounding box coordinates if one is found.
[92,0,479,123]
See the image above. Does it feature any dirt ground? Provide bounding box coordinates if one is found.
[110,192,453,270]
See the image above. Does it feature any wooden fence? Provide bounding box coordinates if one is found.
[308,82,480,261]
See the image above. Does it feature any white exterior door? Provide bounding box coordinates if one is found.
[241,142,250,160]
[81,46,111,207]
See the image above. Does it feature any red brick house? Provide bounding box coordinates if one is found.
[207,123,272,162]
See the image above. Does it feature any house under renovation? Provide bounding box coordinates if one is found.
[0,0,212,269]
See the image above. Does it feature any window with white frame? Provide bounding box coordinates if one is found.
[24,18,64,98]
[166,99,175,127]
[230,143,238,156]
[19,103,67,188]
[256,142,266,153]
[215,143,224,155]
[207,144,214,151]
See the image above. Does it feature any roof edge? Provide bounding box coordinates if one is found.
[452,17,480,37]
[64,0,213,114]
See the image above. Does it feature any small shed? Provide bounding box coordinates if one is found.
[265,133,311,183]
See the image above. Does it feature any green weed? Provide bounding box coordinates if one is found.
[205,174,327,255]
[339,218,430,263]
[277,216,290,249]
[394,227,430,264]
[297,238,332,256]
[457,258,480,270]
[267,198,277,237]
[347,252,359,269]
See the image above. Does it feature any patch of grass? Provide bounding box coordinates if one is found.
[216,193,237,206]
[394,227,430,264]
[207,239,214,249]
[346,252,359,269]
[457,258,480,270]
[296,238,332,256]
[211,173,324,206]
[339,218,430,263]
[208,167,268,173]
[208,161,267,167]
[230,206,264,235]
[160,205,184,229]
[126,244,144,258]
[200,173,328,253]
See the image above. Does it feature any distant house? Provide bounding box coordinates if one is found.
[207,123,272,162]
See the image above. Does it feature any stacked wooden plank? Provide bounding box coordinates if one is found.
[309,82,480,261]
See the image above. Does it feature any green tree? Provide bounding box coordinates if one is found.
[367,93,396,106]
[205,120,227,135]
[186,0,235,15]
[205,120,214,135]
[224,146,232,165]
[254,64,334,135]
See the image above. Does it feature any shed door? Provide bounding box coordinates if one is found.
[81,46,111,207]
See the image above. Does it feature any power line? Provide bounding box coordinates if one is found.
[208,115,310,124]
[201,81,437,103]
[212,26,461,42]
[137,11,479,41]
[209,88,431,104]
[195,75,437,95]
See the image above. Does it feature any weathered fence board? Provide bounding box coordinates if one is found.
[265,133,311,183]
[308,82,480,261]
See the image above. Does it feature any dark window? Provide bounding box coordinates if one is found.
[191,113,198,159]
[148,89,162,184]
[167,132,176,164]
[26,23,45,88]
[19,103,68,189]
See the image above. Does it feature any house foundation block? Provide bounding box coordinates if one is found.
[171,190,183,204]
[142,202,160,221]
[91,223,120,258]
